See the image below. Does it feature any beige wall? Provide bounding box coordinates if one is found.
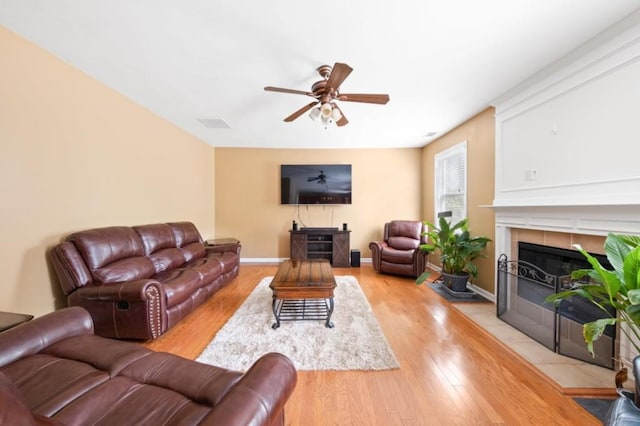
[215,148,422,259]
[421,108,496,293]
[0,26,216,315]
[1,24,498,316]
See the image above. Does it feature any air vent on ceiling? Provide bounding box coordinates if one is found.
[197,118,231,129]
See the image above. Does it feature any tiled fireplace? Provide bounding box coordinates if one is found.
[493,205,640,371]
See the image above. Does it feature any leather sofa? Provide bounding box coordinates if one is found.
[0,307,297,425]
[50,222,240,340]
[369,220,428,278]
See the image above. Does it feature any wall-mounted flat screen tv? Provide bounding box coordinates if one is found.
[281,164,352,205]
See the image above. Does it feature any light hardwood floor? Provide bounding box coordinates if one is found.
[143,264,604,425]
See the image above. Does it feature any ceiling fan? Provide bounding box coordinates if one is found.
[308,170,327,185]
[264,62,390,127]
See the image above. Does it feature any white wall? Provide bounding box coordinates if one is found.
[492,12,640,207]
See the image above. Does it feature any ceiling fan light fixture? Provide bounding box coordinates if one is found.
[320,103,333,118]
[330,105,342,122]
[309,107,321,121]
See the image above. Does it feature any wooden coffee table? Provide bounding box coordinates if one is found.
[269,259,337,329]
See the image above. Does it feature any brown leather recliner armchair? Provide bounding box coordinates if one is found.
[369,220,428,278]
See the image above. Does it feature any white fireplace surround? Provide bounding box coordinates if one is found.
[490,13,640,370]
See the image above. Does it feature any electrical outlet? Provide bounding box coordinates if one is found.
[525,169,538,181]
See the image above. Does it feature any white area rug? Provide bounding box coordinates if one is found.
[196,276,399,371]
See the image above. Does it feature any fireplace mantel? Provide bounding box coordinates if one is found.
[492,203,640,372]
[492,204,640,237]
[492,203,640,266]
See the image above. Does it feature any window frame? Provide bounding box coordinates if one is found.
[434,140,467,225]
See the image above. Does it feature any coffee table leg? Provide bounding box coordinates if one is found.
[272,298,281,329]
[325,297,335,328]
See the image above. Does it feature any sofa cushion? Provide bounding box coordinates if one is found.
[1,353,109,417]
[387,236,419,250]
[134,224,177,255]
[153,269,202,307]
[0,371,36,425]
[388,220,422,240]
[69,227,145,270]
[93,256,155,283]
[148,248,187,273]
[183,257,223,283]
[169,222,206,262]
[381,247,415,264]
[206,252,240,274]
[50,351,243,425]
[169,222,202,247]
[53,376,212,425]
[181,242,207,262]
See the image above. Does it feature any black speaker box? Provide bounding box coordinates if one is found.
[350,249,360,267]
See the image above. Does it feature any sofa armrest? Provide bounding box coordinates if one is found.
[69,279,163,302]
[67,280,166,340]
[203,352,297,426]
[414,249,429,276]
[0,307,93,368]
[369,241,388,272]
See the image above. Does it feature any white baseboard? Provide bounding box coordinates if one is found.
[467,283,496,303]
[240,258,284,264]
[426,261,496,303]
[240,257,373,264]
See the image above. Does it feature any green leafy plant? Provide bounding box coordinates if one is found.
[545,233,640,356]
[416,216,491,285]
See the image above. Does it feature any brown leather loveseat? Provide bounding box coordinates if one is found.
[0,307,297,425]
[50,222,240,340]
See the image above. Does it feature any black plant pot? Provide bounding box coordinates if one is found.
[441,272,469,292]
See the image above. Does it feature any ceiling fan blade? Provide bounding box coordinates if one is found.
[333,105,349,127]
[325,63,353,92]
[264,86,314,96]
[283,101,319,122]
[336,93,390,104]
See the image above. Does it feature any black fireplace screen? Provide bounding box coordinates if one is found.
[496,243,615,370]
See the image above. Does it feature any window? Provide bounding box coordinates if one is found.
[434,141,467,225]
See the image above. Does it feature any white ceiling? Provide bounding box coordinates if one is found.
[1,1,639,149]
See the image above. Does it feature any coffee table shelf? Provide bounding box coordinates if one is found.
[272,298,334,329]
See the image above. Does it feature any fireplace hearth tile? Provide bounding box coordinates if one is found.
[537,363,614,389]
[510,340,580,365]
[453,303,625,392]
[482,324,530,343]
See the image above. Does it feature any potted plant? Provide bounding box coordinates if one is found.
[545,233,640,357]
[416,216,491,292]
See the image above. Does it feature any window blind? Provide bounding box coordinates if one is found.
[435,141,467,225]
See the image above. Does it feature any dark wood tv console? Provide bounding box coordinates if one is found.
[290,228,351,267]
